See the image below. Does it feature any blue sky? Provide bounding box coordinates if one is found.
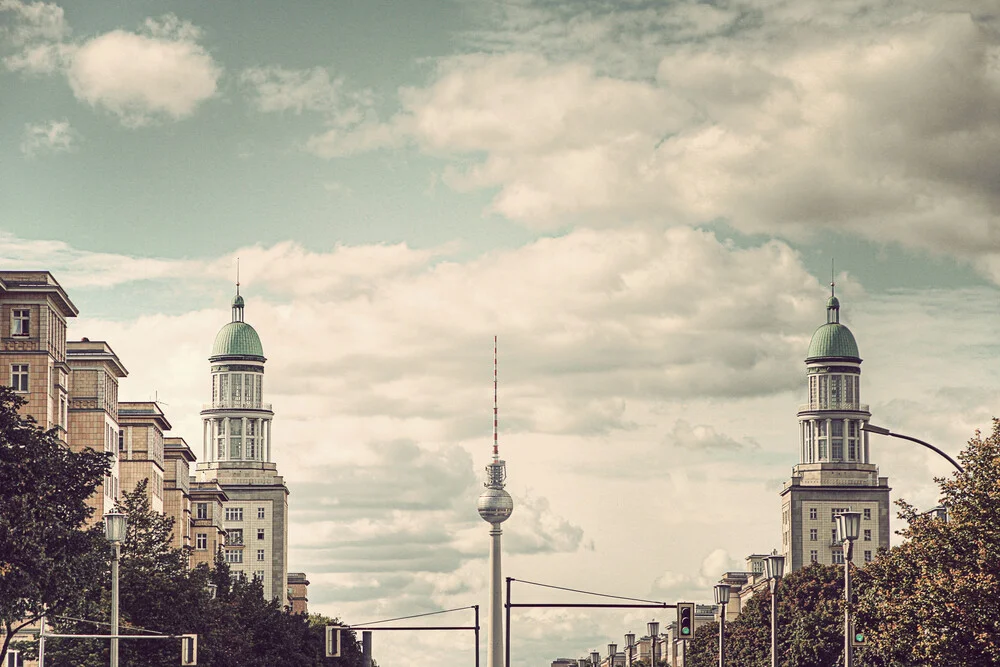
[3,1,1000,665]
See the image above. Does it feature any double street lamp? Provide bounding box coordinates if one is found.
[764,554,784,667]
[713,583,731,667]
[103,512,127,667]
[835,511,862,667]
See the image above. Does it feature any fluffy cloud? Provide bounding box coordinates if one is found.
[67,15,221,125]
[3,8,220,125]
[20,119,78,156]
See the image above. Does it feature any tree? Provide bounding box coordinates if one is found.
[0,387,111,659]
[686,619,718,667]
[855,420,1000,665]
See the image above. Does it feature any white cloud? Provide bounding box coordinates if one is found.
[67,16,221,126]
[20,119,78,156]
[0,0,68,45]
[241,66,349,115]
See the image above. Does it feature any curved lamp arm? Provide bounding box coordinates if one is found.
[862,423,964,473]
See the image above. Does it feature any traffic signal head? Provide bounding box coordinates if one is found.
[677,603,694,639]
[851,623,866,647]
[180,634,198,666]
[325,626,343,657]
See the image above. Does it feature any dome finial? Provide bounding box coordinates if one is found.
[236,256,240,297]
[231,258,245,323]
[826,260,840,324]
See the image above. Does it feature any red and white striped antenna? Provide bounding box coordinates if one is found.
[493,335,499,463]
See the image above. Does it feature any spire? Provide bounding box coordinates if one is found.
[493,335,499,464]
[232,258,245,323]
[827,260,840,324]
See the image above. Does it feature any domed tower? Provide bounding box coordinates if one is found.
[780,284,890,572]
[478,337,512,667]
[197,286,289,603]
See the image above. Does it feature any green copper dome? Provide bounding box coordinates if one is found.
[806,323,859,361]
[212,322,264,358]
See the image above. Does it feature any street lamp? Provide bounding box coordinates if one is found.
[861,423,963,473]
[624,632,635,667]
[103,512,127,667]
[836,511,862,667]
[608,643,618,667]
[764,554,784,667]
[647,621,659,667]
[591,650,601,667]
[714,583,731,667]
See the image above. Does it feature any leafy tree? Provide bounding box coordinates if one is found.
[686,619,718,667]
[855,420,1000,665]
[0,387,112,659]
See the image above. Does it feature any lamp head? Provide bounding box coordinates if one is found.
[103,512,127,544]
[836,511,862,542]
[590,650,600,666]
[624,632,635,648]
[647,620,659,638]
[714,582,731,605]
[764,554,785,580]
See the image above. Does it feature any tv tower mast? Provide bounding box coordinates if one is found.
[477,336,513,667]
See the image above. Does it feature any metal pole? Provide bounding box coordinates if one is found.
[504,577,511,667]
[111,543,120,667]
[844,541,853,667]
[770,582,777,667]
[362,630,372,667]
[718,602,725,667]
[475,605,480,667]
[38,614,46,667]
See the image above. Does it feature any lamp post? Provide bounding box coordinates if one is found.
[764,554,784,667]
[103,512,127,667]
[647,621,659,667]
[608,643,618,667]
[714,583,731,667]
[591,650,601,667]
[835,511,862,667]
[624,632,635,667]
[861,423,963,473]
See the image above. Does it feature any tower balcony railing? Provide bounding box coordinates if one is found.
[203,400,272,411]
[798,402,869,413]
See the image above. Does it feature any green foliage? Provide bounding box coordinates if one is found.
[0,387,112,659]
[855,420,1000,665]
[686,619,718,667]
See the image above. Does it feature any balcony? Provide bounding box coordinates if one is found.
[798,402,869,413]
[202,400,272,411]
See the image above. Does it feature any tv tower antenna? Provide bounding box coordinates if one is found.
[477,335,513,667]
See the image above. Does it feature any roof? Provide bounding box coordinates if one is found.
[211,321,264,359]
[806,322,860,361]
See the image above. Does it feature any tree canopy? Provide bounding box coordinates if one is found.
[0,387,111,659]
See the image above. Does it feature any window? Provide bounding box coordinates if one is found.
[832,551,845,565]
[225,507,243,522]
[246,420,256,459]
[225,549,243,564]
[118,430,125,452]
[216,419,226,459]
[232,373,242,402]
[864,550,872,563]
[863,508,871,520]
[196,533,207,550]
[832,507,850,522]
[219,374,229,403]
[831,420,844,460]
[230,419,242,459]
[810,550,818,563]
[810,529,818,541]
[12,308,29,336]
[228,529,244,545]
[10,365,28,392]
[809,507,818,520]
[196,503,208,520]
[253,570,264,581]
[245,375,252,406]
[832,529,839,543]
[256,549,265,562]
[864,529,872,542]
[257,506,265,519]
[257,528,265,540]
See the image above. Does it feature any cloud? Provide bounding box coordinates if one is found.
[666,419,759,452]
[20,119,78,156]
[67,15,221,126]
[0,0,68,45]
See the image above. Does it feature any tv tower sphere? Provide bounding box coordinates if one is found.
[478,485,513,524]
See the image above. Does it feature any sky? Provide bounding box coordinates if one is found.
[2,0,1000,664]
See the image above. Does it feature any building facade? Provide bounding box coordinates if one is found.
[196,290,289,602]
[780,291,891,571]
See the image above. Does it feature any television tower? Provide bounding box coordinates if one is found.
[477,336,513,667]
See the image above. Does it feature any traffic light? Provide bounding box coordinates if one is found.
[677,602,695,639]
[180,634,198,666]
[851,622,867,647]
[325,626,343,658]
